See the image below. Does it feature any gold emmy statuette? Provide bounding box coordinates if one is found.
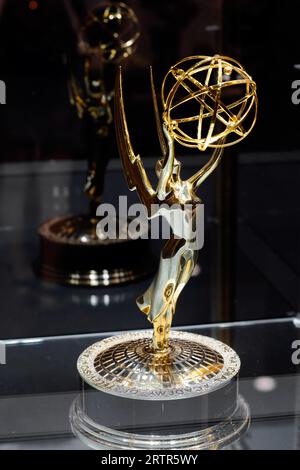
[72,55,257,449]
[37,2,155,287]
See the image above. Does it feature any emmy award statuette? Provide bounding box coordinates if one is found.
[37,1,155,287]
[71,55,258,449]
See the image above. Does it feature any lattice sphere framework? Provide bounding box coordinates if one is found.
[162,55,258,150]
[81,1,140,62]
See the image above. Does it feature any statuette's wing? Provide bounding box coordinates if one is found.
[150,67,167,160]
[115,67,156,210]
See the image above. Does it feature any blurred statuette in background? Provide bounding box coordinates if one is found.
[37,2,155,287]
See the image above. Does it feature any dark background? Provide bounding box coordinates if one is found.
[0,0,299,338]
[0,0,299,162]
[0,4,299,452]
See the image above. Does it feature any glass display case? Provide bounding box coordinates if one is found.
[0,0,300,453]
[0,318,299,449]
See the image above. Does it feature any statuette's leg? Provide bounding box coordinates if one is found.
[152,306,174,353]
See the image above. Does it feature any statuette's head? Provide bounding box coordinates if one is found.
[161,55,257,151]
[80,1,140,62]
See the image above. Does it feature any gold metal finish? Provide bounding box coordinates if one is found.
[69,57,113,133]
[37,3,146,288]
[115,55,257,353]
[69,1,140,205]
[37,263,148,287]
[77,330,240,400]
[76,54,256,400]
[161,55,257,150]
[37,215,153,287]
[80,1,140,62]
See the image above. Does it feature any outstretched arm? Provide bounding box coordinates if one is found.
[150,66,167,160]
[156,125,176,201]
[150,67,177,200]
[115,67,156,211]
[188,144,224,191]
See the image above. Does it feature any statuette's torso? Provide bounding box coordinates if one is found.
[115,55,257,354]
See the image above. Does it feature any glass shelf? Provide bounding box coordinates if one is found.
[0,316,299,449]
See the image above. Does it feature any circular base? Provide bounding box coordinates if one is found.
[77,331,240,400]
[36,215,155,287]
[70,394,250,450]
[36,263,150,287]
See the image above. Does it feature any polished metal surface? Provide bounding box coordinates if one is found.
[115,55,257,352]
[39,215,132,245]
[69,1,140,206]
[80,1,140,62]
[76,53,257,402]
[36,2,144,287]
[77,330,240,400]
[37,215,154,287]
[37,262,148,287]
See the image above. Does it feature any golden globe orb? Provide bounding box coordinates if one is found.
[81,1,140,62]
[161,55,257,150]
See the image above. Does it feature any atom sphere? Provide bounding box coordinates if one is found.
[162,55,258,150]
[81,1,140,63]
